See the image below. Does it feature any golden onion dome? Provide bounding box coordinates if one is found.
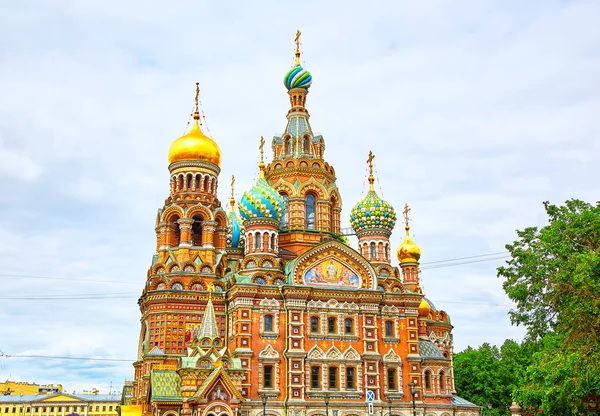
[418,298,431,317]
[397,227,422,263]
[168,113,221,166]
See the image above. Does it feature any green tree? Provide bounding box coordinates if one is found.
[497,199,600,414]
[454,340,532,415]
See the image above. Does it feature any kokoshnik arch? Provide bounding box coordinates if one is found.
[126,32,480,416]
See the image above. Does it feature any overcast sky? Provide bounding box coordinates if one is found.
[0,0,598,394]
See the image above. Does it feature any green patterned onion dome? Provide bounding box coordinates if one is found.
[239,176,284,221]
[350,189,397,232]
[284,65,313,90]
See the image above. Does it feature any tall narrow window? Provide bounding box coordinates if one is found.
[191,215,203,246]
[255,231,261,250]
[303,138,309,153]
[306,194,316,230]
[345,318,353,334]
[425,371,432,390]
[385,321,394,337]
[280,193,289,228]
[346,367,356,390]
[440,371,446,392]
[264,365,273,388]
[264,315,273,332]
[311,316,320,333]
[387,368,397,390]
[370,242,376,258]
[328,366,338,389]
[311,366,321,389]
[327,317,337,334]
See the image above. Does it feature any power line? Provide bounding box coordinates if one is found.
[0,292,138,300]
[420,251,509,265]
[420,255,510,270]
[0,352,133,362]
[0,274,138,285]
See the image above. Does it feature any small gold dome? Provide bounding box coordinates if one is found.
[168,114,221,166]
[397,227,421,263]
[418,298,431,317]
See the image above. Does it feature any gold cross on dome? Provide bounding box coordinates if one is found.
[194,82,200,113]
[259,136,265,163]
[403,203,411,227]
[230,175,235,201]
[294,30,302,65]
[367,151,374,176]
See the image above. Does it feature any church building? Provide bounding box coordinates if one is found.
[126,32,479,416]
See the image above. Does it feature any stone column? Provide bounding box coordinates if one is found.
[215,226,228,252]
[202,220,217,249]
[177,218,194,247]
[510,402,522,415]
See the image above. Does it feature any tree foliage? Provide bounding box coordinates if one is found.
[497,199,600,414]
[454,340,534,415]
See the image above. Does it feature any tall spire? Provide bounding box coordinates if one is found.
[294,30,302,66]
[367,151,375,191]
[198,283,219,341]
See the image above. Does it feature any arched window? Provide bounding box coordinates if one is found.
[255,231,261,250]
[330,197,337,233]
[270,234,276,251]
[303,138,309,153]
[439,371,446,392]
[287,138,293,155]
[344,318,353,334]
[264,315,273,332]
[310,316,319,333]
[187,174,192,189]
[195,174,201,190]
[170,216,181,247]
[385,320,394,337]
[191,215,203,246]
[425,371,432,390]
[327,317,337,334]
[280,193,289,228]
[306,194,316,230]
[370,242,376,259]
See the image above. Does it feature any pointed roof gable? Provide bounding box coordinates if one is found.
[198,294,219,341]
[187,367,244,404]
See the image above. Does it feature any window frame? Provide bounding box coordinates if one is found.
[305,193,316,230]
[310,316,320,333]
[327,317,337,334]
[328,366,338,389]
[311,366,321,389]
[346,367,356,390]
[263,364,274,389]
[387,368,397,391]
[344,317,353,334]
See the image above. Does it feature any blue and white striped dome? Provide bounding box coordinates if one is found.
[239,177,284,221]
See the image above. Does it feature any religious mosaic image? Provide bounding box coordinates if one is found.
[303,258,361,288]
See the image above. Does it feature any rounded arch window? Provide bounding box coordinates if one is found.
[157,283,166,290]
[280,193,289,228]
[253,276,266,285]
[191,283,203,291]
[425,371,432,390]
[305,193,316,230]
[172,283,183,291]
[191,215,203,246]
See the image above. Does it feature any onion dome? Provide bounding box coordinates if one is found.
[284,65,313,90]
[168,112,221,166]
[418,298,431,317]
[397,227,422,263]
[239,175,284,221]
[283,30,312,90]
[350,189,397,232]
[350,151,397,232]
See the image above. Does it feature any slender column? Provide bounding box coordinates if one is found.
[177,218,194,247]
[202,220,217,249]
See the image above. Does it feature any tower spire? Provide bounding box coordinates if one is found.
[198,283,218,341]
[367,151,375,191]
[294,30,302,66]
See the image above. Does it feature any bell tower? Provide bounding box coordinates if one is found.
[265,31,343,255]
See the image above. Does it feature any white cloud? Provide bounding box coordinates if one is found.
[0,0,598,391]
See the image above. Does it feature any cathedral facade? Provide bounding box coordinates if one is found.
[129,34,479,416]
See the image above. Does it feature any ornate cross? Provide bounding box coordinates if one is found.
[403,203,411,227]
[367,151,374,175]
[194,82,200,113]
[230,175,235,202]
[295,30,302,65]
[259,136,265,163]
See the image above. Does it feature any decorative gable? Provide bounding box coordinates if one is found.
[291,241,378,290]
[383,348,402,363]
[258,344,280,361]
[307,345,325,360]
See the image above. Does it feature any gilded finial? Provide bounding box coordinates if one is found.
[294,30,302,66]
[258,136,266,175]
[367,151,375,190]
[193,82,200,120]
[207,283,214,300]
[230,175,235,208]
[403,203,411,232]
